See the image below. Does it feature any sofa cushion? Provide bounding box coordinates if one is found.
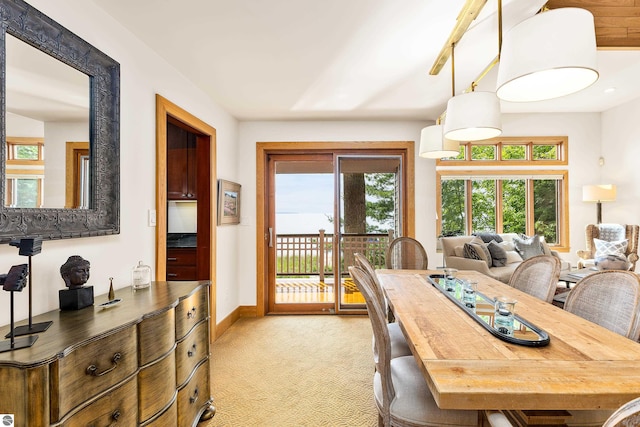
[463,240,491,268]
[505,250,523,264]
[513,235,545,260]
[487,240,508,267]
[594,238,628,258]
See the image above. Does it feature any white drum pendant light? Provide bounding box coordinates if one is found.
[419,124,459,159]
[496,8,598,102]
[443,91,502,141]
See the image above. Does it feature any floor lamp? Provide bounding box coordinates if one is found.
[582,184,616,224]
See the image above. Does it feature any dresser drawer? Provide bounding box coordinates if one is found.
[177,359,211,427]
[176,288,208,339]
[142,398,177,427]
[58,375,137,427]
[138,348,177,423]
[138,307,175,365]
[176,320,209,387]
[52,324,138,420]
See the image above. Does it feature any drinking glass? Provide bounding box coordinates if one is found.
[494,297,517,336]
[443,268,458,295]
[462,281,478,309]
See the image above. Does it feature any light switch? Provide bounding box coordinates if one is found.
[148,209,157,227]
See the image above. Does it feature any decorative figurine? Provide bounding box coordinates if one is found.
[0,264,38,352]
[58,255,94,310]
[4,237,52,337]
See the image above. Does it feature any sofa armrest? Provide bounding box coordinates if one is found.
[551,250,571,271]
[444,256,492,276]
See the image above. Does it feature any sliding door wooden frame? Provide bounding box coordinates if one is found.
[256,141,415,317]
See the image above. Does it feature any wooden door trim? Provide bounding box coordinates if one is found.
[155,94,217,339]
[256,141,415,317]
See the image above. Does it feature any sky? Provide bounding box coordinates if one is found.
[276,174,334,234]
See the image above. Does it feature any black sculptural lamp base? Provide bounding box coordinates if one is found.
[59,286,94,311]
[6,320,53,338]
[0,335,38,354]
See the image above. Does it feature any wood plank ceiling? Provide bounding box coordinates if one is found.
[546,0,640,48]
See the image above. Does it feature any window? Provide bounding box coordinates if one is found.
[436,137,569,251]
[5,137,45,207]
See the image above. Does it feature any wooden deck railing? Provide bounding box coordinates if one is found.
[276,230,394,280]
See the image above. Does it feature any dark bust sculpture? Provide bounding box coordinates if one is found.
[60,255,90,289]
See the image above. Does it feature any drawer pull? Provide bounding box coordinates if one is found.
[190,387,199,404]
[110,409,121,424]
[86,352,121,377]
[187,306,197,319]
[167,257,177,261]
[168,273,178,277]
[187,343,197,357]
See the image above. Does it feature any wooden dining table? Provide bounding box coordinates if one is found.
[377,268,640,414]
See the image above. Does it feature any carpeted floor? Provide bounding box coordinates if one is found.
[205,315,378,427]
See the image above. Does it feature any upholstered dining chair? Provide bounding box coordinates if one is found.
[602,396,640,427]
[348,265,483,427]
[385,236,428,270]
[353,253,412,360]
[564,270,640,341]
[508,255,561,303]
[561,270,640,426]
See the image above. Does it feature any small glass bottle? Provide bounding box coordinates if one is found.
[132,261,151,289]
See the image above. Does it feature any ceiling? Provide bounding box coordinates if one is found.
[85,0,640,122]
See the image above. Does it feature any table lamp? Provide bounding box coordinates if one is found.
[582,184,616,224]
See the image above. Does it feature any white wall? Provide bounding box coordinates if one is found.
[0,0,240,327]
[601,97,640,226]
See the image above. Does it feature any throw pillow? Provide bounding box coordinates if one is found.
[463,241,491,268]
[472,232,503,244]
[595,254,630,271]
[513,235,545,260]
[498,240,515,251]
[598,224,626,242]
[487,240,508,267]
[505,250,523,264]
[594,238,628,258]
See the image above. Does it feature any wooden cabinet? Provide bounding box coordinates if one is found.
[167,121,197,200]
[167,248,197,280]
[0,281,214,427]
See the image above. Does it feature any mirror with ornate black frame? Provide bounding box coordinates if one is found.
[0,0,120,243]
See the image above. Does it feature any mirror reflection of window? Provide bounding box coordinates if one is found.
[5,137,44,207]
[65,141,90,209]
[5,33,90,209]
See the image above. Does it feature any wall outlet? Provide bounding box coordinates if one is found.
[148,209,157,227]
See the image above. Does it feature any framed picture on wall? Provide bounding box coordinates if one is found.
[217,179,241,225]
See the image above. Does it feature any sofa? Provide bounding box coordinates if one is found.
[440,233,569,283]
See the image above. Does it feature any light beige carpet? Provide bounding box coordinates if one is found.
[205,315,378,427]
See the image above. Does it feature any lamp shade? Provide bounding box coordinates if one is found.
[418,124,460,159]
[443,92,502,141]
[582,184,616,202]
[496,8,598,102]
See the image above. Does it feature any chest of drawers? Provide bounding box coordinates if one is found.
[0,281,215,427]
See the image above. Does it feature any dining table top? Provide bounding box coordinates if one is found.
[377,268,640,411]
